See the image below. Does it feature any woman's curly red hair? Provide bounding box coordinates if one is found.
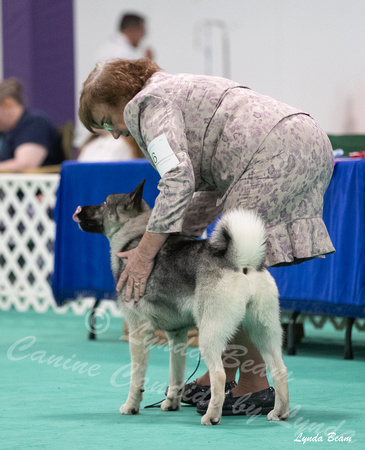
[79,58,161,132]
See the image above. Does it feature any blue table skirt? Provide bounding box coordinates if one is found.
[268,159,365,318]
[53,160,160,302]
[52,159,365,318]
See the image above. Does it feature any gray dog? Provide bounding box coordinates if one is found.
[73,180,289,426]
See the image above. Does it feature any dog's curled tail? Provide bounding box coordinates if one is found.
[210,209,267,271]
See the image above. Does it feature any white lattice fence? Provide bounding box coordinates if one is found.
[0,174,60,312]
[0,173,122,317]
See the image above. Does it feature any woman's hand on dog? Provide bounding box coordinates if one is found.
[116,232,168,302]
[116,247,154,301]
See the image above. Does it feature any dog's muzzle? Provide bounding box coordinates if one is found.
[72,206,82,223]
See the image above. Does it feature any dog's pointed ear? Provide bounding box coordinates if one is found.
[125,180,145,212]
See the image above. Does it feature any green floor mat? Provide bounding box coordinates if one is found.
[1,308,364,449]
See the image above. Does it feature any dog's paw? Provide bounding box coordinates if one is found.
[161,398,181,412]
[201,413,221,426]
[267,409,289,421]
[119,403,140,415]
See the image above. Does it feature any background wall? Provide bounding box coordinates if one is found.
[2,1,365,140]
[1,0,74,127]
[74,0,365,139]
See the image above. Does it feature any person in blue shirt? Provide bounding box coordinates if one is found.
[0,77,64,172]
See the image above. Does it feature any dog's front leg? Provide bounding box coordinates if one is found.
[120,322,154,415]
[161,329,188,412]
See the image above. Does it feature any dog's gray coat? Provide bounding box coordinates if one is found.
[74,180,289,425]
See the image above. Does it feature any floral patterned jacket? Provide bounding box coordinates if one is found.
[124,72,306,234]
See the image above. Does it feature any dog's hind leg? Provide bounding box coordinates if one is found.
[263,349,289,421]
[119,321,154,415]
[245,324,289,421]
[198,322,228,426]
[161,329,188,412]
[196,273,249,425]
[251,327,289,421]
[244,276,289,421]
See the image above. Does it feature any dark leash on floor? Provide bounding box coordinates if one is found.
[144,352,202,409]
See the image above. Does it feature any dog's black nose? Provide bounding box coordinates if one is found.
[72,206,82,223]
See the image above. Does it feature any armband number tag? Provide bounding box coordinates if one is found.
[147,134,179,177]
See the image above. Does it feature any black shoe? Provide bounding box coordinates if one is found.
[165,380,237,406]
[197,386,275,416]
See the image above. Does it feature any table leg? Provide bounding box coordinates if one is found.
[344,317,355,360]
[287,311,300,355]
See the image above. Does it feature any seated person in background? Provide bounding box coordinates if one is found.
[78,129,144,161]
[0,77,64,172]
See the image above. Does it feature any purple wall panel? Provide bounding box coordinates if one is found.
[2,0,75,125]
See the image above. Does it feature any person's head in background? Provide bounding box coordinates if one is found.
[120,13,146,48]
[0,77,25,133]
